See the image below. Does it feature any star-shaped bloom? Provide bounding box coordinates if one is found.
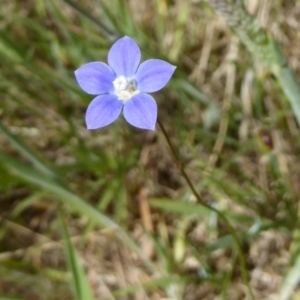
[75,36,176,130]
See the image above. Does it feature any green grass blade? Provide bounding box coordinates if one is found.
[0,123,61,183]
[0,150,116,229]
[60,214,96,300]
[280,253,300,300]
[150,198,211,217]
[0,150,157,273]
[276,65,300,126]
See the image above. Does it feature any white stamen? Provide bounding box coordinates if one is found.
[113,76,128,91]
[113,76,139,101]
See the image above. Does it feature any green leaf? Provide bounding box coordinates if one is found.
[150,198,211,217]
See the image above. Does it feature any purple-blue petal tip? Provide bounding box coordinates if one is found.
[123,94,157,130]
[108,36,141,77]
[136,59,176,93]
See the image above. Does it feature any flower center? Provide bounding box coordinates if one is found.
[113,76,139,101]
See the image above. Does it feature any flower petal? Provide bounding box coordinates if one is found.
[136,59,176,93]
[85,95,122,129]
[108,36,141,77]
[75,62,115,95]
[123,93,157,130]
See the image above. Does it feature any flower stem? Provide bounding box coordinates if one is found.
[157,119,255,300]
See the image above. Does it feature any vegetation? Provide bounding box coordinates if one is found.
[1,0,300,299]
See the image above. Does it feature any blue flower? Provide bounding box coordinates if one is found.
[75,36,176,130]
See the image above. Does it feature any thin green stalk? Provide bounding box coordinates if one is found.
[157,119,255,299]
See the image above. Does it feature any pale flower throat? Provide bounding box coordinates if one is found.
[113,76,139,101]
